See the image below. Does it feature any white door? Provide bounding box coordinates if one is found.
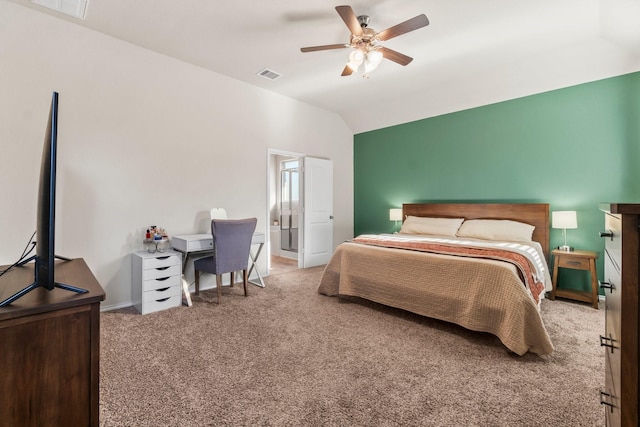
[303,157,333,267]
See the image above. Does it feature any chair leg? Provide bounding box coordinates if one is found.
[216,274,222,304]
[242,269,248,297]
[230,271,234,287]
[195,270,200,295]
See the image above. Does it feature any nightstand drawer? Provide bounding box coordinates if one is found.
[557,256,590,270]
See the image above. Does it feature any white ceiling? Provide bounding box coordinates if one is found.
[10,0,640,133]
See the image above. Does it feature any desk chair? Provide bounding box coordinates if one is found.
[209,207,239,284]
[194,218,257,304]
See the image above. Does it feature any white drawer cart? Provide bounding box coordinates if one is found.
[132,249,182,314]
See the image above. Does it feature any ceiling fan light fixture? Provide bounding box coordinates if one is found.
[300,6,429,77]
[364,50,383,73]
[346,49,364,71]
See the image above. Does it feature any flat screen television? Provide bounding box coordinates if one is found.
[0,92,86,307]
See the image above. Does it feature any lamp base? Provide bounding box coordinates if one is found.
[557,245,574,252]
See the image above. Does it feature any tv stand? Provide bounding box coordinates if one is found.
[0,258,104,426]
[0,255,88,308]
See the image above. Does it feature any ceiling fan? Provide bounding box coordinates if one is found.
[300,5,429,77]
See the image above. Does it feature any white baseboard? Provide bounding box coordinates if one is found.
[100,301,133,312]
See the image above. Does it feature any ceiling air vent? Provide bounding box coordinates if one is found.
[257,68,282,81]
[31,0,89,20]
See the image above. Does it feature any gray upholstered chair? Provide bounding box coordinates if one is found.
[194,218,257,304]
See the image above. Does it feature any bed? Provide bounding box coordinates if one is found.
[318,203,554,356]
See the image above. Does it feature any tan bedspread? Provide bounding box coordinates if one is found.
[318,242,554,356]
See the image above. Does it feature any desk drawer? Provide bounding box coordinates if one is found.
[557,256,590,270]
[187,239,213,251]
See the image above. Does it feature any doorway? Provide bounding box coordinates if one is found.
[267,149,303,275]
[266,150,335,276]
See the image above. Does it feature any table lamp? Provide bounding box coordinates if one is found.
[552,210,578,251]
[389,208,403,230]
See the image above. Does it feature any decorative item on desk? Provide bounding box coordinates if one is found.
[389,208,403,231]
[144,225,169,252]
[552,210,577,251]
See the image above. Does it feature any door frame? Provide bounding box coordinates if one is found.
[266,148,305,273]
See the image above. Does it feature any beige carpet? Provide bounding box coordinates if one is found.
[100,266,605,426]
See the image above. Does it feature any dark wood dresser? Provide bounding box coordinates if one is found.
[599,203,640,427]
[0,258,105,426]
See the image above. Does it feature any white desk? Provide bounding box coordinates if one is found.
[172,233,265,304]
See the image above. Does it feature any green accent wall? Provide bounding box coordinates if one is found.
[354,72,640,291]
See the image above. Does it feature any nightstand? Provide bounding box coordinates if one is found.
[550,249,599,309]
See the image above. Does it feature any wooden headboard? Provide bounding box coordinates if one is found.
[402,203,550,261]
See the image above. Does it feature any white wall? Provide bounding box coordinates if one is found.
[0,2,354,310]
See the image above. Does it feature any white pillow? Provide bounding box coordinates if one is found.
[456,219,534,242]
[399,216,464,237]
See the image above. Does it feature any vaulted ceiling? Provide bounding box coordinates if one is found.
[10,0,640,133]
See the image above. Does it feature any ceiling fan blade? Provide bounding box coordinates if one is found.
[335,5,363,36]
[379,47,413,66]
[300,44,349,53]
[376,14,429,41]
[341,65,354,76]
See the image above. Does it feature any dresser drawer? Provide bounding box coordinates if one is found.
[604,348,621,424]
[142,274,181,292]
[142,254,181,270]
[143,285,181,302]
[140,294,181,314]
[142,264,181,281]
[604,213,621,273]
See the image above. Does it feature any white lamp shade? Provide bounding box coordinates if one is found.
[552,211,578,229]
[346,49,364,71]
[389,208,403,222]
[364,50,383,73]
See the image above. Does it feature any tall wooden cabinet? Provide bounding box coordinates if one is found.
[0,258,105,426]
[599,204,640,427]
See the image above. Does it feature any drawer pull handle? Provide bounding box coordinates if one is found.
[566,261,582,266]
[156,297,170,302]
[156,266,170,271]
[156,256,170,260]
[599,280,615,293]
[156,287,170,292]
[156,277,170,282]
[599,230,613,240]
[599,334,617,353]
[599,390,615,412]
